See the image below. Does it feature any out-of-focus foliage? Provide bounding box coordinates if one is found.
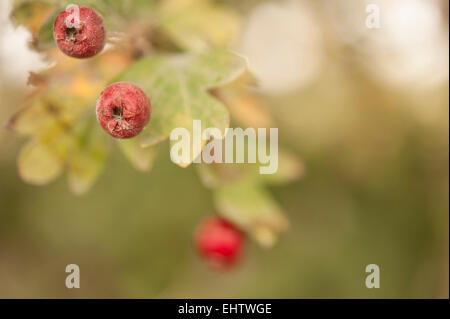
[7,0,302,247]
[159,0,240,52]
[0,0,447,299]
[8,48,133,193]
[197,150,304,246]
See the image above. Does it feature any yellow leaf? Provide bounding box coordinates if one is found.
[9,93,84,136]
[18,138,66,185]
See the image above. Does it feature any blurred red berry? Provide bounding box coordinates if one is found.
[96,82,151,139]
[195,216,244,269]
[53,6,105,58]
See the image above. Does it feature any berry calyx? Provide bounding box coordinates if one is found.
[195,216,244,269]
[53,6,106,58]
[96,82,151,139]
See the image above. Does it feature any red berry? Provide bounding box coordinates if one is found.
[53,6,105,58]
[96,82,151,139]
[195,216,244,269]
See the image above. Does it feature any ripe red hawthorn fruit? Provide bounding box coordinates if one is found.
[195,216,244,269]
[96,82,151,139]
[53,6,105,58]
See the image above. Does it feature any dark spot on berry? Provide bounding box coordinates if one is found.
[112,106,123,117]
[65,27,79,42]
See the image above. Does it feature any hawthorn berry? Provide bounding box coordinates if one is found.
[96,82,151,139]
[195,216,244,269]
[53,6,105,58]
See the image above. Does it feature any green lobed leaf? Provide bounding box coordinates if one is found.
[115,50,247,167]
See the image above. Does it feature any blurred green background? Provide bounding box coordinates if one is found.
[0,0,448,298]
